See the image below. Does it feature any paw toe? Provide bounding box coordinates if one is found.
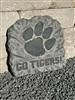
[42,27,53,39]
[45,38,56,50]
[23,28,33,41]
[34,22,43,36]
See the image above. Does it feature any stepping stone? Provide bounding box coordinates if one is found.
[6,16,66,77]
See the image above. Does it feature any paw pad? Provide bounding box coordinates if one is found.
[23,22,56,56]
[23,28,33,41]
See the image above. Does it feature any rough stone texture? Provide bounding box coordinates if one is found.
[0,12,19,36]
[74,8,75,24]
[1,0,52,11]
[1,0,75,11]
[52,0,75,8]
[20,8,74,28]
[0,36,7,59]
[7,16,66,77]
[0,12,1,35]
[0,9,74,36]
[0,57,75,100]
[0,58,8,73]
[0,27,75,73]
[64,28,75,58]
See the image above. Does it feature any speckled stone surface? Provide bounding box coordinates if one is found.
[6,16,66,77]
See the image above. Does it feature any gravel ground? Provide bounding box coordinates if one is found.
[0,57,75,100]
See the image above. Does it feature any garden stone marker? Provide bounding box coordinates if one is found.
[7,16,66,77]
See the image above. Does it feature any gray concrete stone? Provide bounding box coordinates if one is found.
[1,27,75,60]
[7,16,66,77]
[0,12,19,36]
[20,8,74,28]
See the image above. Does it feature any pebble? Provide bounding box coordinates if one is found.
[0,57,75,100]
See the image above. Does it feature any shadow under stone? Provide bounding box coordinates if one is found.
[5,29,15,77]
